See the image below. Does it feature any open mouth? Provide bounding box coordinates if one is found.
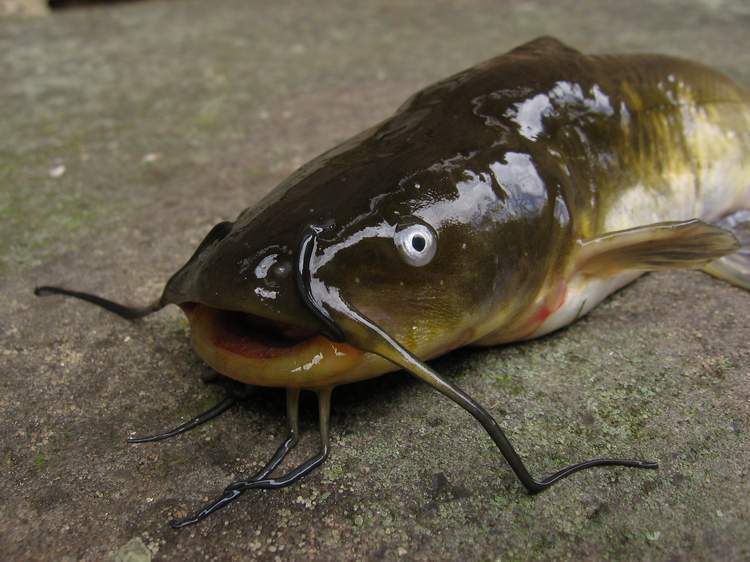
[189,303,318,357]
[181,303,365,388]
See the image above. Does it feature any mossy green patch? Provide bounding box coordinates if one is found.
[488,371,526,397]
[33,450,47,471]
[322,462,346,482]
[0,150,121,273]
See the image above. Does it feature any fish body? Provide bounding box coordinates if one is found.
[162,37,750,389]
[35,37,750,528]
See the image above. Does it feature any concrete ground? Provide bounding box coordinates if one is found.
[1,0,749,560]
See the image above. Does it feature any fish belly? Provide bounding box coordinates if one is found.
[530,271,642,339]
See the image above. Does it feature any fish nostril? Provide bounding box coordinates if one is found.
[253,252,293,290]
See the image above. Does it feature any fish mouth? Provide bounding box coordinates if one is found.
[184,303,318,356]
[181,302,365,388]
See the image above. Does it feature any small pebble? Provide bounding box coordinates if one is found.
[49,164,66,178]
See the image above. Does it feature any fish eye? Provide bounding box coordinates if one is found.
[394,222,437,267]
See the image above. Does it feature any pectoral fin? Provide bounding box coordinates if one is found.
[702,210,750,290]
[576,219,739,278]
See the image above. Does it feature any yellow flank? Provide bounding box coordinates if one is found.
[621,81,644,112]
[603,87,750,234]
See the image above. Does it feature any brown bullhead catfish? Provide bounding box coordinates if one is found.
[35,37,750,527]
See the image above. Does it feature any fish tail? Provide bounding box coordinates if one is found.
[703,209,750,290]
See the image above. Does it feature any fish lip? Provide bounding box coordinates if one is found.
[182,300,367,388]
[181,302,322,359]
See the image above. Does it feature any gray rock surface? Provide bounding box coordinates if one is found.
[1,0,748,560]
[0,0,47,17]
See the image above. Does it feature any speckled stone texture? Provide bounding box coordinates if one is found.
[1,1,748,560]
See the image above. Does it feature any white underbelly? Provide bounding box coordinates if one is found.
[530,270,643,338]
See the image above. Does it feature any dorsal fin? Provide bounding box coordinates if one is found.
[509,36,581,56]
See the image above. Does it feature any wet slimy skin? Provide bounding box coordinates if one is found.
[35,37,750,527]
